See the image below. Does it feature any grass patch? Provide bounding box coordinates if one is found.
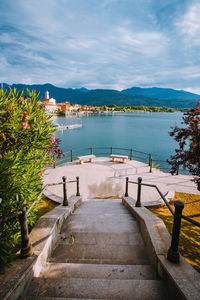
[148,192,200,272]
[29,195,58,230]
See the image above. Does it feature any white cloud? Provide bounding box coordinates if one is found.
[0,0,200,94]
[176,3,200,44]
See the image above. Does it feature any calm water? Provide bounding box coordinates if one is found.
[54,112,183,170]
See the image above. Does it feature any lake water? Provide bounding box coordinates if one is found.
[54,112,184,171]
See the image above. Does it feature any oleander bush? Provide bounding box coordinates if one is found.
[0,88,63,269]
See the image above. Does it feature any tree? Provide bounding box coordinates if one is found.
[168,102,200,190]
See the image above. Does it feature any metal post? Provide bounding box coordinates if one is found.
[53,156,56,168]
[70,150,73,162]
[62,176,68,206]
[149,153,152,166]
[167,201,184,263]
[19,207,33,258]
[176,163,179,175]
[90,147,93,155]
[76,176,80,196]
[149,156,152,173]
[125,177,129,197]
[136,177,142,207]
[110,147,113,155]
[130,148,133,160]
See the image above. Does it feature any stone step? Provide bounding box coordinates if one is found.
[25,297,105,300]
[58,232,144,246]
[63,221,138,233]
[40,263,157,280]
[49,243,150,265]
[25,277,167,299]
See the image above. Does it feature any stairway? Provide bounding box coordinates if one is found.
[24,199,167,299]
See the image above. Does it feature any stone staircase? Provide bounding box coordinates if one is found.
[24,199,167,299]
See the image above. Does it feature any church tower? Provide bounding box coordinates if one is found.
[45,90,49,99]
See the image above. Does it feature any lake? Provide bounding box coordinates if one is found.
[54,112,184,171]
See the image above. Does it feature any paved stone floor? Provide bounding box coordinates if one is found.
[43,157,200,205]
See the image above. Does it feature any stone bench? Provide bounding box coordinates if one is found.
[110,154,128,163]
[78,154,96,164]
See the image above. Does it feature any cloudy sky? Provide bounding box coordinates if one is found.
[0,0,200,93]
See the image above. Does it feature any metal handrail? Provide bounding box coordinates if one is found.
[53,146,187,175]
[126,178,200,227]
[125,177,200,263]
[0,176,80,258]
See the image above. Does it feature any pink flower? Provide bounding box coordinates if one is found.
[39,171,44,178]
[23,112,29,120]
[21,122,29,129]
[50,137,56,144]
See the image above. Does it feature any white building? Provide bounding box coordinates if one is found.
[40,90,57,113]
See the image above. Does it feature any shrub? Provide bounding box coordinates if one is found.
[0,88,63,268]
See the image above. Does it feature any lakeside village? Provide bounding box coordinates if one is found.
[38,90,178,115]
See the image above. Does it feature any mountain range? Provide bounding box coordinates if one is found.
[3,83,200,108]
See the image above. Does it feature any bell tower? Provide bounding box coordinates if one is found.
[45,90,49,99]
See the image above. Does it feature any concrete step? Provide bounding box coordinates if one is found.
[25,277,167,299]
[62,219,139,233]
[58,232,145,246]
[25,297,105,300]
[40,263,158,280]
[49,243,150,265]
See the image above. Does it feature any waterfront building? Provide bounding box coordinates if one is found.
[40,90,57,113]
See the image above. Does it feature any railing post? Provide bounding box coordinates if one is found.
[149,154,152,173]
[62,176,68,206]
[110,146,112,155]
[53,156,56,168]
[130,148,133,160]
[90,147,93,155]
[76,176,80,196]
[70,150,73,162]
[149,153,152,166]
[176,163,179,175]
[136,177,142,207]
[19,207,33,258]
[125,177,129,197]
[167,201,184,263]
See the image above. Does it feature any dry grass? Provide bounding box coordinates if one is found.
[34,196,58,221]
[148,192,200,272]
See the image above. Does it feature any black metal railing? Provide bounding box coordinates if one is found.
[124,176,200,263]
[0,176,80,258]
[54,146,186,175]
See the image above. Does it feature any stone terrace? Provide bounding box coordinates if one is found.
[43,157,199,205]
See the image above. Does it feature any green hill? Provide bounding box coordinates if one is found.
[3,83,200,108]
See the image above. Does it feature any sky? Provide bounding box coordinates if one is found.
[0,0,200,94]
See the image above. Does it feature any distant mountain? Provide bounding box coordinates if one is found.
[122,86,199,100]
[77,87,89,93]
[3,83,200,108]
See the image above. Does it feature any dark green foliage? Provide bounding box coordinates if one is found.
[168,103,200,190]
[0,88,63,269]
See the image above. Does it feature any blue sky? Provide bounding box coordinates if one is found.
[0,0,200,93]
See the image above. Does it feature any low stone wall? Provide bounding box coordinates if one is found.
[122,196,200,300]
[1,196,82,300]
